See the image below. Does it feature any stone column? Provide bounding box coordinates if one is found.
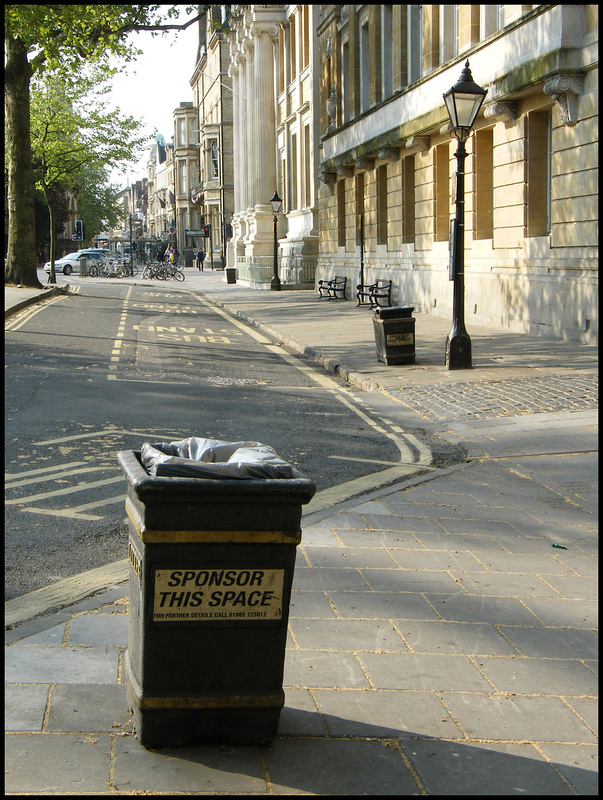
[244,37,256,220]
[252,22,278,208]
[245,22,278,251]
[228,55,245,259]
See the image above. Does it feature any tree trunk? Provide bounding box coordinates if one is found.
[47,192,57,285]
[5,34,41,287]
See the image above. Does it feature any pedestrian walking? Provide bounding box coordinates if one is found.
[196,248,206,271]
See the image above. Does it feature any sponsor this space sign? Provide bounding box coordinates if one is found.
[153,568,284,621]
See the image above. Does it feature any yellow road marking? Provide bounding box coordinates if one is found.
[5,465,113,489]
[23,494,127,520]
[5,461,87,479]
[6,475,123,505]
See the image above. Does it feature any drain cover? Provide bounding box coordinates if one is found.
[207,377,271,386]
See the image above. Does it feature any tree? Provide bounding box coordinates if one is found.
[5,4,199,287]
[30,68,147,283]
[74,163,124,247]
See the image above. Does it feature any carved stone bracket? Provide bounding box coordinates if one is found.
[405,136,430,152]
[336,165,354,178]
[320,171,337,189]
[543,73,584,125]
[355,157,374,171]
[483,100,518,122]
[378,148,400,162]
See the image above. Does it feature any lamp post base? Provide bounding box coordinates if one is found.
[270,277,281,291]
[445,330,472,370]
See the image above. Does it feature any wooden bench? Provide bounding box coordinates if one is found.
[318,275,347,300]
[356,279,392,309]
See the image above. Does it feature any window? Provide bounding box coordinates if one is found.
[475,128,493,239]
[179,160,188,195]
[360,19,369,113]
[290,14,296,81]
[290,132,298,210]
[210,140,219,180]
[377,165,388,246]
[480,4,499,38]
[279,29,285,93]
[337,179,346,247]
[381,6,393,99]
[407,5,422,85]
[355,173,365,246]
[402,156,416,244]
[302,5,309,69]
[526,110,551,236]
[303,124,311,208]
[440,5,458,64]
[341,39,350,122]
[434,143,450,241]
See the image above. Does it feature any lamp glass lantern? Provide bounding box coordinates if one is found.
[443,60,487,140]
[270,191,282,216]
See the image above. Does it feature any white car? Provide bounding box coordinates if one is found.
[43,250,115,276]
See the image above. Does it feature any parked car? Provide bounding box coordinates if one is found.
[43,250,115,276]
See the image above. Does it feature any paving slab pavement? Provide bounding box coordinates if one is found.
[5,270,598,794]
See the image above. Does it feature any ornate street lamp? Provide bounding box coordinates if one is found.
[443,61,486,369]
[270,190,282,291]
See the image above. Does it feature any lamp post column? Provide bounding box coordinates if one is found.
[445,135,471,369]
[272,208,280,291]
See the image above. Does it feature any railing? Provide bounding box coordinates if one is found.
[235,255,316,288]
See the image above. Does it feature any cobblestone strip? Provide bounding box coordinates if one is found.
[389,375,598,422]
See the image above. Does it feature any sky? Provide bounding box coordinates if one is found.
[105,15,199,188]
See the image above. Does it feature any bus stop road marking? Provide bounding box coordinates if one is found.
[6,476,123,505]
[5,461,88,480]
[33,428,170,446]
[5,466,112,489]
[22,494,127,521]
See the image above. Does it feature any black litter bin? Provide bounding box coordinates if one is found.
[373,305,416,365]
[225,267,236,284]
[117,438,315,748]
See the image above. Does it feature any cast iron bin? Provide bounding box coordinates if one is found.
[117,449,315,748]
[373,305,416,365]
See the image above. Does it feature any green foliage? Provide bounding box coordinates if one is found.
[31,67,148,192]
[5,3,200,285]
[6,5,197,74]
[73,163,123,242]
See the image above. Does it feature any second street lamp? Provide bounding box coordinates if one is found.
[270,190,282,291]
[442,60,486,369]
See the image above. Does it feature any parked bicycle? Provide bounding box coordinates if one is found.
[142,261,185,281]
[88,258,130,278]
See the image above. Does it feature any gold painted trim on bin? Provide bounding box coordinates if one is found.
[139,693,284,710]
[125,497,301,544]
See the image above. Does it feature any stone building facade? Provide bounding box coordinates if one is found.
[145,135,175,255]
[190,5,235,269]
[317,5,598,343]
[227,4,320,286]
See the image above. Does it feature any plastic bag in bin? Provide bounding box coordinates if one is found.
[140,437,293,480]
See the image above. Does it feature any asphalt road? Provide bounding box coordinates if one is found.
[6,281,430,600]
